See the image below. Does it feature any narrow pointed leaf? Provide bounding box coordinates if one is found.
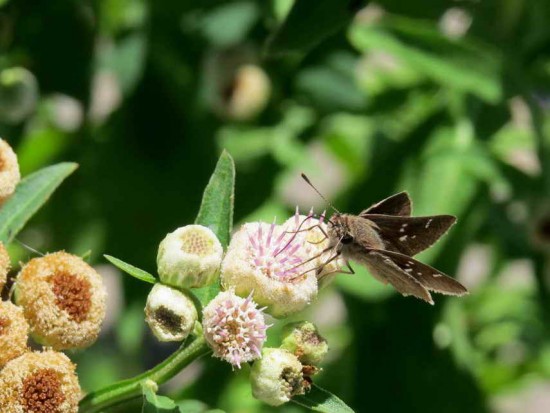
[0,162,77,243]
[105,255,156,284]
[194,150,235,247]
[194,151,235,306]
[292,384,355,413]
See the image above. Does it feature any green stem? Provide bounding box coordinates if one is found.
[79,335,210,413]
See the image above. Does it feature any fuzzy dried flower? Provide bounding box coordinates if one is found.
[280,321,329,366]
[0,301,29,368]
[221,221,319,318]
[145,284,198,342]
[0,139,21,205]
[0,350,80,413]
[202,289,268,368]
[157,225,223,289]
[15,252,107,350]
[0,241,10,292]
[250,347,305,406]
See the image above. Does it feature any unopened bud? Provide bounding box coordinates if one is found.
[145,284,198,342]
[0,67,38,124]
[250,348,305,406]
[157,225,223,289]
[281,321,328,366]
[225,65,271,121]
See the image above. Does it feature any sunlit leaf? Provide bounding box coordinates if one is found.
[194,150,235,305]
[104,254,156,284]
[349,16,502,103]
[292,384,355,412]
[141,381,179,413]
[0,162,77,243]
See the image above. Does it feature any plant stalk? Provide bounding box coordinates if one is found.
[79,335,210,413]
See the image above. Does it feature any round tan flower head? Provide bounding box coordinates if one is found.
[221,221,318,318]
[0,350,80,413]
[0,139,21,205]
[0,301,29,367]
[157,225,223,289]
[0,241,10,292]
[145,284,198,342]
[15,252,107,350]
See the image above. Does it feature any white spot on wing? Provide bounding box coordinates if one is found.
[399,235,408,242]
[433,273,442,278]
[425,219,433,229]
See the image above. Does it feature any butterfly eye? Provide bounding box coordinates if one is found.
[341,234,353,244]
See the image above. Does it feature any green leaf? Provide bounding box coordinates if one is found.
[175,400,209,413]
[199,1,259,47]
[193,151,235,306]
[266,0,366,56]
[292,384,355,412]
[104,255,156,284]
[0,162,77,243]
[141,381,179,413]
[176,400,225,413]
[349,16,502,103]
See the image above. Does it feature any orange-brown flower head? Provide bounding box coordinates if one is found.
[0,350,80,413]
[0,301,29,367]
[15,252,107,350]
[0,241,10,292]
[0,139,21,205]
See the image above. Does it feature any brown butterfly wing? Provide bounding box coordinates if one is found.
[361,250,434,304]
[368,249,468,297]
[360,192,412,217]
[361,214,456,256]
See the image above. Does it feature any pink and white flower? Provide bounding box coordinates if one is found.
[202,290,268,368]
[220,219,319,318]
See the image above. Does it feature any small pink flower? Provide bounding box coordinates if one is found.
[203,290,269,368]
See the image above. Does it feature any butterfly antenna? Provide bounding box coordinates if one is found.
[301,173,340,214]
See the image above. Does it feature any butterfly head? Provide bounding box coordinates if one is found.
[328,214,354,246]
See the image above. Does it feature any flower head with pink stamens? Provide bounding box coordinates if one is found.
[221,221,318,318]
[202,289,268,368]
[284,208,346,288]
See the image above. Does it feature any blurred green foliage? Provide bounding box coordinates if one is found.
[2,0,550,412]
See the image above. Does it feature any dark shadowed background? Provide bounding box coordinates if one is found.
[1,0,550,412]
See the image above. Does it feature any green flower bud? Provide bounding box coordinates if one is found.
[145,284,198,342]
[250,348,305,406]
[157,225,223,289]
[0,67,38,124]
[281,321,328,366]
